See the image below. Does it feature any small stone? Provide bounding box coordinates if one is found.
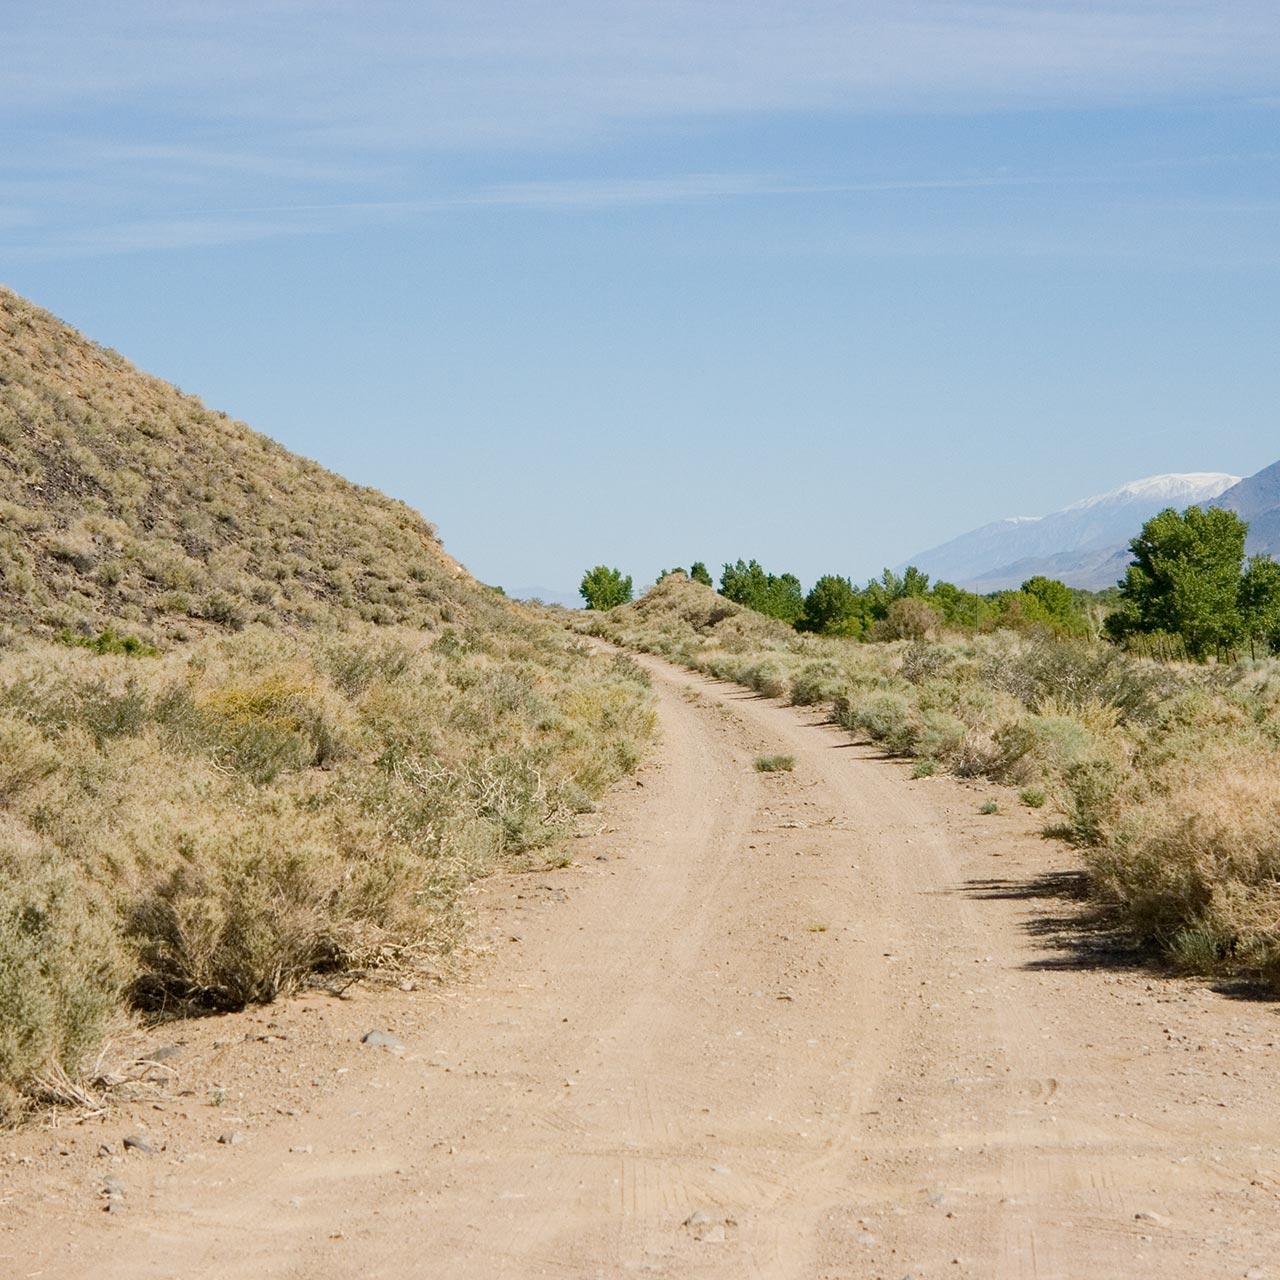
[858,1232,878,1247]
[148,1045,181,1062]
[361,1030,405,1051]
[122,1134,156,1155]
[100,1177,125,1199]
[1134,1210,1170,1227]
[218,1131,245,1146]
[104,1199,124,1215]
[683,1210,711,1228]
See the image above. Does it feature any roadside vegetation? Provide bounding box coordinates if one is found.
[579,542,1280,994]
[629,558,1104,640]
[0,289,655,1119]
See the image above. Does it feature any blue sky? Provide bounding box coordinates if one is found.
[3,2,1278,597]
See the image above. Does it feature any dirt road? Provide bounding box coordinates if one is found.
[6,654,1280,1278]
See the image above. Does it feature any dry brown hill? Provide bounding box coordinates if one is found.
[0,286,480,640]
[0,288,657,1117]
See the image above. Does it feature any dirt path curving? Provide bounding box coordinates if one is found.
[5,654,1280,1278]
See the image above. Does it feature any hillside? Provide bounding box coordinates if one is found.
[0,289,655,1119]
[906,472,1241,590]
[0,286,481,640]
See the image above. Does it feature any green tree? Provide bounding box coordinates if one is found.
[719,559,805,625]
[579,565,634,611]
[1020,576,1088,636]
[928,580,991,630]
[864,565,930,621]
[1104,506,1247,660]
[800,574,866,636]
[1239,556,1280,657]
[689,561,714,588]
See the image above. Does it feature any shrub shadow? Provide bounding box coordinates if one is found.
[962,871,1154,974]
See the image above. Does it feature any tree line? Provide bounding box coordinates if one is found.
[580,559,1093,639]
[579,505,1280,661]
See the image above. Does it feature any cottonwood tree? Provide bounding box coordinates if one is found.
[719,559,805,625]
[1105,506,1247,660]
[579,565,634,611]
[1239,555,1280,657]
[800,574,865,636]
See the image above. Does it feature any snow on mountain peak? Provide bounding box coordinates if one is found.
[1064,472,1241,512]
[905,471,1245,590]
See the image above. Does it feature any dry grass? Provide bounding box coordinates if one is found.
[0,287,492,641]
[581,575,1280,991]
[0,620,654,1116]
[0,288,657,1117]
[754,754,795,773]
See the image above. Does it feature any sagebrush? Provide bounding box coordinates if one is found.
[581,574,1280,990]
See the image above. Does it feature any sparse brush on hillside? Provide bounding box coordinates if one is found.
[0,287,491,642]
[0,289,657,1119]
[580,573,1280,992]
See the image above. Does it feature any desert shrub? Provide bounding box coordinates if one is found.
[127,806,423,1011]
[871,597,941,642]
[900,641,957,685]
[0,609,656,1108]
[839,690,920,755]
[0,820,123,1116]
[156,666,354,783]
[995,711,1099,785]
[915,708,968,761]
[742,661,788,700]
[754,754,795,773]
[789,660,844,706]
[1062,755,1129,846]
[56,626,157,657]
[581,573,1280,988]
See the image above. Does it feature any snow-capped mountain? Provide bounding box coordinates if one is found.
[905,472,1242,591]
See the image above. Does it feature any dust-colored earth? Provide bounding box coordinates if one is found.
[4,654,1279,1278]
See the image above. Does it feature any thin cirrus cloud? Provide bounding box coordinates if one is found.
[1,2,1277,262]
[1,169,1115,261]
[4,2,1280,125]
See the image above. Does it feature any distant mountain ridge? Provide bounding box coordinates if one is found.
[905,470,1260,592]
[1213,462,1280,557]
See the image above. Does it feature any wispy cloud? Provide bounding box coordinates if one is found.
[1,3,1276,264]
[0,167,1116,259]
[4,3,1279,136]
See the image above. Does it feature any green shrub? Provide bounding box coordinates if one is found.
[57,627,157,657]
[1019,786,1047,808]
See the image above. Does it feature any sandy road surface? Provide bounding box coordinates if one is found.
[6,653,1280,1279]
